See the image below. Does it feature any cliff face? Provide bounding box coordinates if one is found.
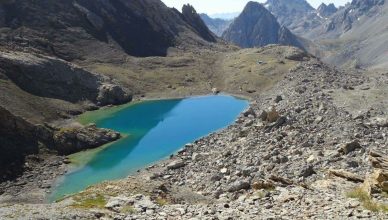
[222,2,302,49]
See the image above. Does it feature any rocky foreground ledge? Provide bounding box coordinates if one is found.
[1,60,387,219]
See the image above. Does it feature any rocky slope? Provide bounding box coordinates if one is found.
[264,0,324,37]
[199,14,233,37]
[2,46,386,219]
[222,1,303,49]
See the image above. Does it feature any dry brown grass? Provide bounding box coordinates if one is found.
[346,187,388,213]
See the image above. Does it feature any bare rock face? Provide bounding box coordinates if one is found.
[53,124,121,155]
[0,51,132,105]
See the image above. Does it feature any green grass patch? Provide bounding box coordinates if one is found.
[346,187,388,213]
[71,194,107,209]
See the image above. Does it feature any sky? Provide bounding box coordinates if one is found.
[161,0,349,15]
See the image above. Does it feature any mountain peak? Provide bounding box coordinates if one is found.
[222,1,303,49]
[243,1,267,13]
[181,4,217,42]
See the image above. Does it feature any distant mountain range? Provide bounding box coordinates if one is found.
[310,0,388,68]
[199,0,388,69]
[199,14,233,37]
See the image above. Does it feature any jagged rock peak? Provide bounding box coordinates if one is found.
[317,3,338,17]
[181,4,217,42]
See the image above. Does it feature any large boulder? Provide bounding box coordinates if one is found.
[363,150,388,194]
[97,83,132,106]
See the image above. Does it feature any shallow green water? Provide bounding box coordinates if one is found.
[50,95,248,201]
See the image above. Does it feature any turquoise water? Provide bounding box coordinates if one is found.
[50,95,248,201]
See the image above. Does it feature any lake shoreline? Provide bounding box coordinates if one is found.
[0,93,251,205]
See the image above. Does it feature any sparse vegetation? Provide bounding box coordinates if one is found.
[346,187,388,213]
[71,194,107,209]
[121,205,136,214]
[155,197,168,206]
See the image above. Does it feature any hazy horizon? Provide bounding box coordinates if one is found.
[161,0,349,15]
